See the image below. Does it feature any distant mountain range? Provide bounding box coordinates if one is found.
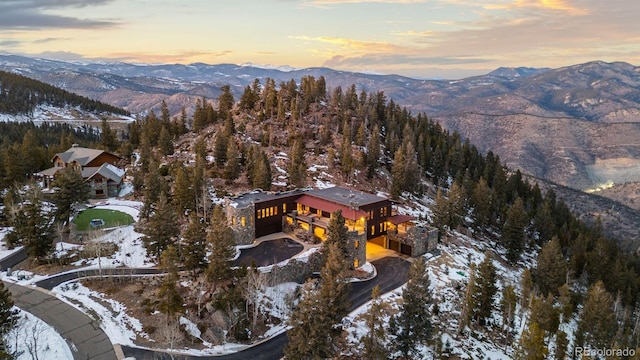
[1,54,639,194]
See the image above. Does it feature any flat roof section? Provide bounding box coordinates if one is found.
[229,189,302,208]
[306,186,387,207]
[296,194,368,221]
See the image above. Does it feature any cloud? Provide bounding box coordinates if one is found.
[104,51,234,64]
[289,35,404,52]
[324,54,491,67]
[0,0,119,30]
[0,40,22,48]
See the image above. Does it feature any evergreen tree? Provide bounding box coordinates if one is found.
[529,293,559,335]
[288,138,306,188]
[325,210,350,267]
[214,132,228,168]
[100,118,118,151]
[252,152,272,190]
[6,185,53,259]
[223,140,240,184]
[206,206,236,288]
[51,166,90,225]
[181,213,207,278]
[554,330,568,360]
[576,281,616,349]
[515,322,548,360]
[285,241,350,359]
[468,252,497,325]
[158,125,173,156]
[390,257,432,357]
[158,245,183,319]
[532,237,567,296]
[142,193,179,260]
[365,125,381,179]
[390,145,406,199]
[218,85,235,122]
[172,164,195,216]
[502,197,528,263]
[470,177,491,231]
[0,282,18,359]
[359,285,390,359]
[432,182,465,233]
[520,268,534,309]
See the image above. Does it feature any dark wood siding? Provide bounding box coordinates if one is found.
[360,200,392,240]
[254,194,302,238]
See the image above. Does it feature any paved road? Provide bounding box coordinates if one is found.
[120,256,411,360]
[5,281,117,360]
[0,247,27,271]
[234,238,303,267]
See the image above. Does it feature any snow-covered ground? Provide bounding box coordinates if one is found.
[7,307,74,360]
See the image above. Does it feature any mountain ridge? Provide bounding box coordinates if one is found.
[2,54,640,193]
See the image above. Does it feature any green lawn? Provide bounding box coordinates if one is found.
[73,208,134,231]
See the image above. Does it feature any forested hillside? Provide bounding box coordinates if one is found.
[121,75,638,355]
[0,74,635,357]
[0,70,129,116]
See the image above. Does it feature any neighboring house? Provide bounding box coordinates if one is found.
[37,144,125,198]
[226,186,437,267]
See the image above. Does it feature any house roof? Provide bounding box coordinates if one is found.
[37,167,61,177]
[305,186,388,207]
[54,146,121,166]
[83,163,124,183]
[387,214,415,225]
[295,194,368,221]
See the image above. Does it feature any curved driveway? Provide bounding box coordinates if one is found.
[5,281,117,360]
[120,256,411,360]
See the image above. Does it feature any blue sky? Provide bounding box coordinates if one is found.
[1,0,639,79]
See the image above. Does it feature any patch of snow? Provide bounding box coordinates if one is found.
[7,307,74,360]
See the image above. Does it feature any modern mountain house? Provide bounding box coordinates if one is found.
[225,186,437,267]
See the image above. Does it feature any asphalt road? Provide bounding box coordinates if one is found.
[5,281,117,360]
[0,247,27,271]
[120,256,411,360]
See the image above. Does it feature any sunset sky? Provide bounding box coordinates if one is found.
[1,0,639,79]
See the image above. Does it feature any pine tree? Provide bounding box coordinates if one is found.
[554,330,568,360]
[470,177,491,231]
[533,237,567,296]
[51,166,90,225]
[0,282,18,359]
[502,197,528,263]
[288,138,306,188]
[158,125,173,156]
[100,118,118,151]
[390,145,406,199]
[182,213,207,278]
[469,252,497,325]
[158,245,183,319]
[325,210,350,266]
[223,140,240,184]
[172,164,195,216]
[6,185,53,259]
[285,241,350,359]
[576,281,616,349]
[529,293,559,335]
[432,182,465,233]
[390,257,432,357]
[218,85,235,122]
[206,206,236,288]
[252,152,272,190]
[366,125,381,179]
[214,132,228,168]
[359,285,390,359]
[142,193,179,260]
[515,322,548,360]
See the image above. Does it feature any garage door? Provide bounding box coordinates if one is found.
[369,236,385,247]
[388,239,400,252]
[400,243,412,256]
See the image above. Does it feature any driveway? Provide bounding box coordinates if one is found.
[234,238,303,267]
[5,281,117,360]
[120,256,411,360]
